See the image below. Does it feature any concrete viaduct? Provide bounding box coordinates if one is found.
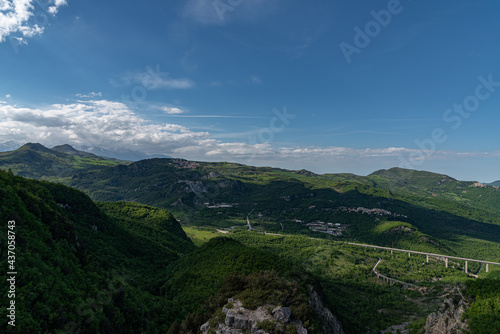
[347,242,500,274]
[260,232,500,274]
[372,258,421,289]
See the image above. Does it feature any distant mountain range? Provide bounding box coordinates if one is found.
[0,140,22,152]
[0,141,171,161]
[79,145,172,161]
[489,180,500,187]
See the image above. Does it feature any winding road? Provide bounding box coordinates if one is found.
[246,209,254,231]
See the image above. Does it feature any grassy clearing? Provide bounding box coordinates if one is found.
[182,226,223,246]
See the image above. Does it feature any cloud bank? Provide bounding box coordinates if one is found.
[0,0,67,43]
[113,66,194,90]
[0,99,499,176]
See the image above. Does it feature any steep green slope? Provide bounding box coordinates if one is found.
[464,278,500,332]
[368,168,500,216]
[0,170,190,333]
[160,237,296,315]
[97,201,195,256]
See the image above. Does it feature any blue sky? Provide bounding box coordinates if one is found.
[1,0,500,182]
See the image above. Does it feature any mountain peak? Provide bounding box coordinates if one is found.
[18,142,52,153]
[294,169,317,177]
[370,167,455,181]
[52,144,79,154]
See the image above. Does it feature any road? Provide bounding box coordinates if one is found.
[346,242,500,267]
[372,257,420,289]
[246,209,254,231]
[222,228,500,272]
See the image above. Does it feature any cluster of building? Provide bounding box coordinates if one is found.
[205,203,234,208]
[305,221,347,236]
[337,206,407,218]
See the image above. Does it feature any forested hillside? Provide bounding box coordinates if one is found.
[63,155,500,262]
[0,170,334,333]
[0,170,189,332]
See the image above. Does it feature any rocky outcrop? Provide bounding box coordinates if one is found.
[201,285,345,334]
[200,298,308,334]
[272,306,291,324]
[424,286,469,334]
[179,180,207,194]
[307,286,344,334]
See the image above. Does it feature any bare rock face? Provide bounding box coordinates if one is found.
[200,298,308,334]
[272,306,292,324]
[308,286,344,334]
[424,286,469,334]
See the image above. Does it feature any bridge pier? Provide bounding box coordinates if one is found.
[445,258,448,268]
[426,255,429,263]
[465,261,468,274]
[486,264,489,273]
[408,252,411,258]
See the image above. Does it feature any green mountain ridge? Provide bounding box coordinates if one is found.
[0,143,130,181]
[64,159,500,260]
[51,144,103,158]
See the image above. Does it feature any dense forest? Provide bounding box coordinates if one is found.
[0,169,188,332]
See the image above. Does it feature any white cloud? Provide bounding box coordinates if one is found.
[5,94,11,98]
[0,0,68,43]
[162,106,186,114]
[49,0,66,13]
[0,100,208,153]
[182,0,277,25]
[251,75,262,84]
[114,66,194,90]
[1,99,499,177]
[76,92,102,98]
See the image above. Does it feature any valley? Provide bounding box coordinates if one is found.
[1,143,500,333]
